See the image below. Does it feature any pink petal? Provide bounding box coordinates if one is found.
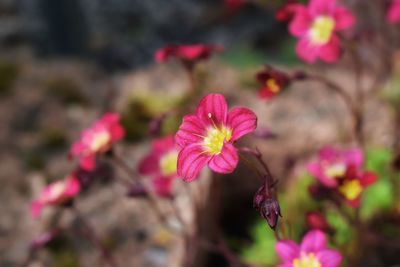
[295,38,320,64]
[102,112,120,124]
[71,141,85,156]
[334,7,356,30]
[152,135,176,152]
[154,46,176,62]
[308,0,336,16]
[138,153,161,175]
[177,144,210,182]
[30,201,43,219]
[110,124,125,141]
[359,171,377,187]
[79,155,96,171]
[316,249,342,267]
[65,177,80,196]
[196,94,228,127]
[343,148,363,168]
[175,114,205,148]
[226,107,257,142]
[319,146,338,161]
[152,176,174,197]
[208,142,239,174]
[306,161,321,177]
[387,0,400,24]
[300,230,327,253]
[319,35,341,63]
[275,240,300,263]
[289,6,312,37]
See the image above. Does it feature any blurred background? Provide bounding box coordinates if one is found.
[1,0,400,267]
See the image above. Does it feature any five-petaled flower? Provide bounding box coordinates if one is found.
[31,175,81,218]
[387,0,400,24]
[175,93,257,181]
[276,230,342,267]
[70,113,125,171]
[307,146,363,188]
[256,67,290,100]
[138,135,179,197]
[289,0,355,63]
[154,44,223,66]
[337,165,377,207]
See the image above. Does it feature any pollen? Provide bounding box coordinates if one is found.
[266,78,280,93]
[293,252,321,267]
[203,126,232,155]
[90,131,111,153]
[160,151,178,176]
[339,179,363,200]
[309,15,335,45]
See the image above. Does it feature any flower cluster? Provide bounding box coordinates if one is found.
[287,0,355,63]
[307,146,377,207]
[175,93,257,181]
[276,230,342,267]
[70,113,125,171]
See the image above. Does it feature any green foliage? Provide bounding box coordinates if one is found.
[220,46,267,70]
[241,219,277,265]
[0,60,19,95]
[325,209,352,245]
[46,78,88,105]
[360,148,395,220]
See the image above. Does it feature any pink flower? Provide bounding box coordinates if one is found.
[276,230,342,267]
[387,0,400,24]
[337,165,377,207]
[70,113,125,171]
[138,135,179,197]
[31,175,80,218]
[154,44,223,64]
[288,0,355,63]
[307,146,363,188]
[306,212,333,233]
[175,93,257,181]
[256,67,290,100]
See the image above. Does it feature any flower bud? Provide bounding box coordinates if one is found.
[253,185,282,229]
[306,212,334,234]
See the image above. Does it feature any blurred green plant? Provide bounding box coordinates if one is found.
[0,60,19,95]
[46,78,88,105]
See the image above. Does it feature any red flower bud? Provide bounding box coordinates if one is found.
[253,185,281,229]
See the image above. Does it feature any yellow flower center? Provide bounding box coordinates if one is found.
[160,151,178,176]
[309,16,335,45]
[339,179,363,200]
[203,126,232,155]
[90,131,111,153]
[293,253,321,267]
[266,78,280,93]
[324,163,346,178]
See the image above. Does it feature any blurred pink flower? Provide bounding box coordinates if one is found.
[276,1,302,22]
[225,0,247,13]
[276,230,342,267]
[31,175,80,218]
[175,93,257,181]
[70,113,125,171]
[256,67,290,100]
[338,165,377,207]
[138,135,179,197]
[154,44,223,64]
[387,0,400,24]
[306,212,333,233]
[289,0,355,63]
[307,146,363,188]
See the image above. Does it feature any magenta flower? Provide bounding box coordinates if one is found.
[175,93,257,181]
[289,0,355,63]
[70,113,125,171]
[138,135,179,197]
[256,67,290,100]
[31,175,80,218]
[387,0,400,24]
[307,146,363,188]
[276,230,342,267]
[154,44,223,64]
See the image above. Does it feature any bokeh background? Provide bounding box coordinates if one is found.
[1,0,400,267]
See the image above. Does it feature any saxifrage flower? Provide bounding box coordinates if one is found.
[155,44,223,64]
[256,67,290,100]
[387,0,400,24]
[138,135,179,197]
[307,146,363,188]
[175,93,257,182]
[289,0,355,63]
[276,230,342,267]
[31,175,80,218]
[70,112,125,171]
